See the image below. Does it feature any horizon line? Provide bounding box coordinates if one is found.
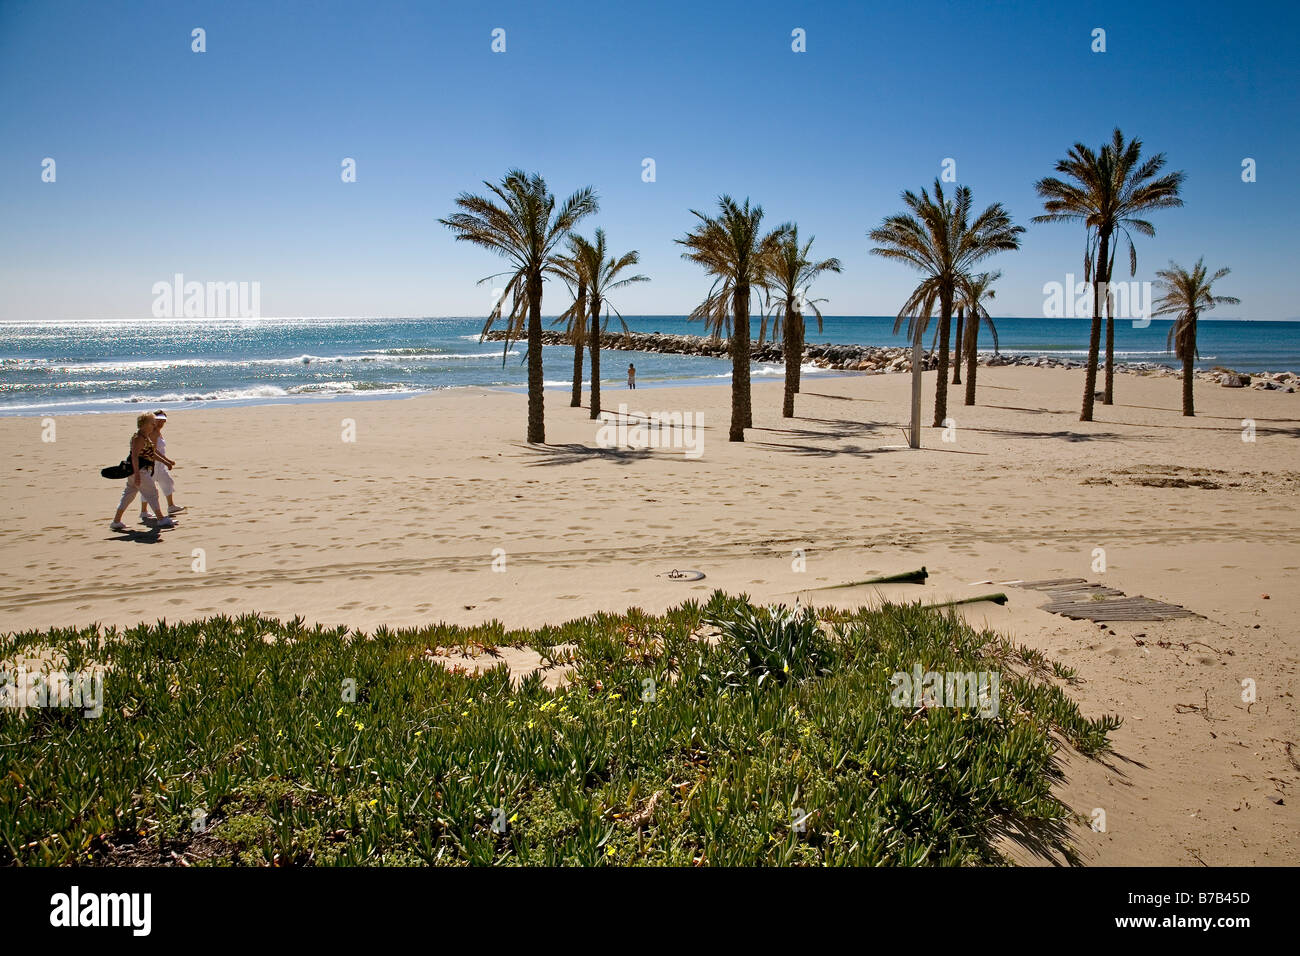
[0,314,1291,324]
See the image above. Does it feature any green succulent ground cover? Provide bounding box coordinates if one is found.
[1,593,1118,866]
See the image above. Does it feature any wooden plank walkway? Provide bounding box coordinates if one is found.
[1016,578,1201,622]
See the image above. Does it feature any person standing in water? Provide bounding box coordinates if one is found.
[140,409,185,522]
[627,363,636,389]
[110,412,176,531]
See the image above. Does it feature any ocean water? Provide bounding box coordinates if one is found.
[0,315,1296,416]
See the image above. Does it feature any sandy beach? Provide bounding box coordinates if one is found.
[1,365,1296,865]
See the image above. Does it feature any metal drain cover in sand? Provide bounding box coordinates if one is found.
[1017,578,1200,622]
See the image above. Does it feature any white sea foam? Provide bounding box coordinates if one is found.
[12,350,514,374]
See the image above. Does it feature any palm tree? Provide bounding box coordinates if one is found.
[548,236,593,407]
[677,197,789,441]
[1033,129,1184,421]
[1151,259,1238,417]
[869,179,1023,428]
[959,271,1001,406]
[441,170,598,443]
[574,228,648,420]
[762,228,841,418]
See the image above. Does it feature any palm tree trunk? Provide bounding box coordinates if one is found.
[570,287,586,408]
[588,298,602,420]
[1081,232,1110,422]
[792,315,804,394]
[782,304,797,418]
[952,308,964,385]
[964,315,978,406]
[1103,290,1115,405]
[526,273,546,443]
[932,293,953,428]
[571,338,583,408]
[1182,351,1194,417]
[731,283,751,441]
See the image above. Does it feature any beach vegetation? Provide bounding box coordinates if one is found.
[1,596,1118,866]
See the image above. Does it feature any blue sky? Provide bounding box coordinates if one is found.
[1,0,1297,321]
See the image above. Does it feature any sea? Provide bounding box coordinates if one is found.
[1,315,1297,416]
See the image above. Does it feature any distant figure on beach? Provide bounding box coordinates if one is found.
[627,363,636,389]
[110,412,177,531]
[140,410,185,522]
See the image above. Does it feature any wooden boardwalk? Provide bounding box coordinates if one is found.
[1016,578,1201,622]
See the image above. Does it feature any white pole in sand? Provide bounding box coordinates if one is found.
[909,319,922,449]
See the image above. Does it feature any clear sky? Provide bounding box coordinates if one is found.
[1,0,1296,321]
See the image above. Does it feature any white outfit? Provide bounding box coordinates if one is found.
[153,435,174,498]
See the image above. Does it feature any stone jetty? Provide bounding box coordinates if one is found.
[482,329,1296,390]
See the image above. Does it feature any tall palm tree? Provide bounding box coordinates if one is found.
[762,228,841,418]
[677,197,789,441]
[548,236,593,407]
[869,180,1023,428]
[1033,129,1184,421]
[441,169,598,443]
[1151,259,1238,417]
[959,271,1001,407]
[574,228,648,420]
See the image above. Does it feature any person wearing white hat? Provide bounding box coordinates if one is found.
[140,409,185,523]
[110,412,173,531]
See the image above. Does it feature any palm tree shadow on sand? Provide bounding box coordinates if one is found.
[963,426,1136,443]
[515,442,657,467]
[757,416,894,443]
[749,439,905,459]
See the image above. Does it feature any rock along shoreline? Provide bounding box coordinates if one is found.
[484,330,1299,392]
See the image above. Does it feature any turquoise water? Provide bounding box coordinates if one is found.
[0,315,1296,415]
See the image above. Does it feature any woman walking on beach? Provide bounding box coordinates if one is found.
[109,413,176,531]
[140,410,185,522]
